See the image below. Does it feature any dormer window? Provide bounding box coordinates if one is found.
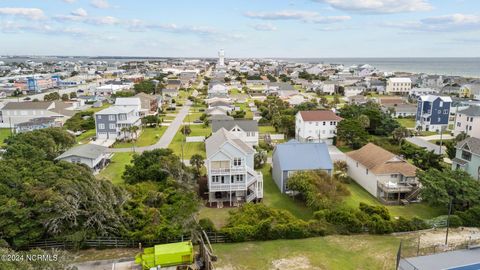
[233,158,242,166]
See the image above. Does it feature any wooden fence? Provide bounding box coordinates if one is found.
[23,232,230,250]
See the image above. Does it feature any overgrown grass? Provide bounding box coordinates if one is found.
[0,128,12,146]
[198,207,232,229]
[75,129,96,144]
[343,181,445,219]
[112,127,166,148]
[258,125,276,134]
[397,118,416,128]
[261,165,314,220]
[97,152,134,185]
[213,234,402,270]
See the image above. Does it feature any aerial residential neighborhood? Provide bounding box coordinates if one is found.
[0,0,480,269]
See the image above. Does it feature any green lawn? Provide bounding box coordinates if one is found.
[258,125,276,134]
[198,207,232,229]
[0,128,12,146]
[213,234,403,270]
[112,127,166,148]
[169,125,210,160]
[184,112,203,123]
[97,152,134,185]
[261,165,314,220]
[397,118,416,128]
[75,129,96,144]
[343,181,444,219]
[86,103,111,113]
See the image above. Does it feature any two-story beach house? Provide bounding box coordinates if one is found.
[452,137,480,180]
[205,128,263,207]
[346,143,420,205]
[386,78,412,95]
[415,95,452,132]
[453,106,480,137]
[295,110,343,145]
[212,119,259,146]
[94,106,141,141]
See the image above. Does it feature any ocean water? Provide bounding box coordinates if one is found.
[284,57,480,78]
[2,56,479,78]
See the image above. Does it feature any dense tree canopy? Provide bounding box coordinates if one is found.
[418,168,480,211]
[336,119,369,149]
[339,102,399,136]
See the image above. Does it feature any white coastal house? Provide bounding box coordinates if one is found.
[295,110,343,145]
[386,78,412,95]
[346,143,420,205]
[211,119,259,146]
[453,106,480,137]
[205,128,263,207]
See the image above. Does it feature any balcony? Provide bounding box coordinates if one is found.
[209,183,246,192]
[377,181,416,193]
[210,166,246,175]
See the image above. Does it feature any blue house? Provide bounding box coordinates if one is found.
[415,95,452,132]
[272,140,333,193]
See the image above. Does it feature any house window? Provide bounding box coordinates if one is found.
[98,115,102,119]
[212,176,220,183]
[444,109,448,114]
[109,123,115,129]
[98,123,105,130]
[109,115,115,121]
[235,175,244,182]
[323,121,326,126]
[366,169,369,175]
[462,151,472,161]
[391,174,398,178]
[233,158,242,166]
[439,101,443,107]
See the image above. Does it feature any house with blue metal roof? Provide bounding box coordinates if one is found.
[272,140,333,193]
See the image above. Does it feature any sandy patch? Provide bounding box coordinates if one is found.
[418,227,480,248]
[270,256,323,270]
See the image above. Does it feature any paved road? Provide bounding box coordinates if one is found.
[406,136,446,155]
[109,101,192,153]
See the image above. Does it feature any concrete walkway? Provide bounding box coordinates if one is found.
[406,136,446,155]
[109,101,192,153]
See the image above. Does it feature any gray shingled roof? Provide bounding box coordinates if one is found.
[457,137,480,155]
[459,106,480,117]
[2,101,53,110]
[205,128,254,157]
[56,144,108,160]
[212,119,258,133]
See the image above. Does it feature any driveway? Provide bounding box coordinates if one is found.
[406,136,446,155]
[328,145,346,161]
[72,258,139,270]
[109,100,192,153]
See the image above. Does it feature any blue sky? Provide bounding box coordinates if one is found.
[0,0,479,57]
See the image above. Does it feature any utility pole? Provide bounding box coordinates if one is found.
[445,198,453,245]
[439,126,444,155]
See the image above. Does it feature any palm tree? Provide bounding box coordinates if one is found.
[120,127,129,142]
[190,154,204,176]
[130,126,140,141]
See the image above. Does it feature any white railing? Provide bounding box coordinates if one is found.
[209,183,246,192]
[210,166,246,175]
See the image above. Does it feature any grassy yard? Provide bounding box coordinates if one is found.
[184,112,204,123]
[112,127,166,148]
[86,103,111,113]
[75,129,96,144]
[258,125,276,134]
[261,165,314,220]
[0,128,12,146]
[169,125,210,160]
[97,152,134,185]
[213,234,402,270]
[343,181,445,219]
[397,118,416,128]
[198,207,232,229]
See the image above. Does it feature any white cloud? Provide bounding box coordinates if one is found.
[313,0,432,13]
[252,23,277,31]
[90,0,111,9]
[245,10,318,20]
[53,14,120,25]
[0,7,46,20]
[63,0,76,3]
[71,8,88,17]
[244,10,350,24]
[386,13,480,32]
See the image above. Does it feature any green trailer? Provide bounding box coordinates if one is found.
[135,241,194,269]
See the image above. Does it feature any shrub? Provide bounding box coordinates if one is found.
[322,207,364,234]
[457,206,480,227]
[448,215,463,228]
[359,203,390,221]
[198,218,216,232]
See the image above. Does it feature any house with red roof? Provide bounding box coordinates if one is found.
[295,110,343,144]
